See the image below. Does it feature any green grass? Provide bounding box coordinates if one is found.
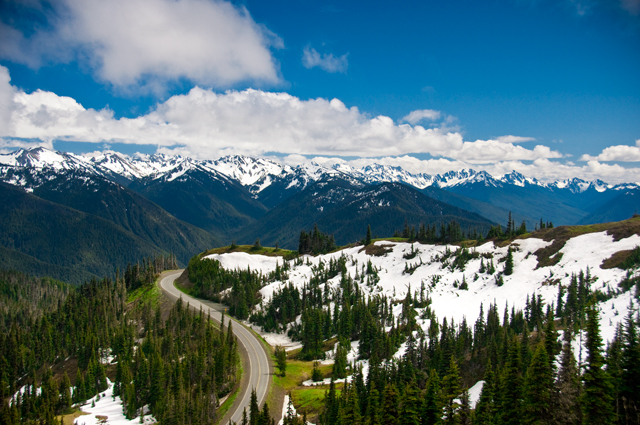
[271,359,334,423]
[126,281,162,306]
[217,388,239,423]
[273,360,334,391]
[291,388,340,417]
[201,245,296,259]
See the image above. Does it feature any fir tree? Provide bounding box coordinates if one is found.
[366,225,372,246]
[474,360,497,425]
[275,346,287,377]
[582,304,614,425]
[500,336,523,425]
[555,325,581,425]
[504,246,514,276]
[400,381,421,425]
[441,357,461,425]
[523,343,554,424]
[381,383,399,425]
[422,369,441,425]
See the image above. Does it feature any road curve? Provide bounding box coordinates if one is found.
[159,270,272,425]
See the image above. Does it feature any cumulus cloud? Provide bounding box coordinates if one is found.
[444,140,562,163]
[0,0,281,92]
[296,155,640,185]
[302,46,348,73]
[495,135,535,144]
[0,66,15,133]
[0,66,569,172]
[580,141,640,162]
[401,109,441,125]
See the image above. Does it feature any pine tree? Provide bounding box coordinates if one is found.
[504,246,514,276]
[582,304,614,425]
[366,225,372,246]
[499,336,523,425]
[339,384,363,425]
[333,343,348,379]
[474,360,497,425]
[441,357,461,424]
[422,369,441,425]
[555,325,581,425]
[59,372,72,413]
[381,383,399,425]
[250,388,260,425]
[366,382,381,425]
[523,343,554,424]
[275,346,287,377]
[400,381,421,425]
[620,309,640,425]
[324,378,340,425]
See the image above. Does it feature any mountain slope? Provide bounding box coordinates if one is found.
[0,182,165,282]
[578,189,640,225]
[24,169,222,265]
[234,178,496,249]
[129,165,268,237]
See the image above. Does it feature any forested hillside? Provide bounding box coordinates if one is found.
[190,218,640,424]
[0,256,238,425]
[0,181,218,284]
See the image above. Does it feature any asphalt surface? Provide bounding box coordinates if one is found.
[159,270,272,425]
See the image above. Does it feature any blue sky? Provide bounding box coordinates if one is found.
[0,0,639,183]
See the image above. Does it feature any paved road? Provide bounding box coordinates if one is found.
[159,270,272,425]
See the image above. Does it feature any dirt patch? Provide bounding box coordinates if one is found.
[531,217,640,269]
[359,244,394,256]
[602,250,634,270]
[57,409,89,425]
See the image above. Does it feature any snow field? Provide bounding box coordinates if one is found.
[211,231,640,394]
[74,379,155,425]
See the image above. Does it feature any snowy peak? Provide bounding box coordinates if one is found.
[2,147,639,196]
[208,155,289,186]
[498,171,542,187]
[1,147,91,171]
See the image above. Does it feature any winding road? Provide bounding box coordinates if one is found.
[159,270,272,425]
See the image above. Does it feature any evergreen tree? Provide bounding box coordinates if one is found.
[474,360,497,425]
[339,384,363,425]
[381,383,399,425]
[500,336,523,425]
[366,382,381,425]
[421,369,441,425]
[333,343,348,379]
[555,325,581,425]
[400,381,421,425]
[366,225,373,246]
[441,357,461,425]
[275,346,287,377]
[582,304,614,425]
[504,246,514,276]
[523,343,554,424]
[621,309,640,425]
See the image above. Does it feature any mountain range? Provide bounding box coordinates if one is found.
[1,147,639,281]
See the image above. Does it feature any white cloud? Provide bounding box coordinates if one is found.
[0,0,281,92]
[302,46,348,73]
[298,155,640,185]
[0,66,15,132]
[401,109,441,125]
[444,140,562,163]
[495,135,535,144]
[581,142,640,162]
[0,66,569,173]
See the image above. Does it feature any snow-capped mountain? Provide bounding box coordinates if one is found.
[2,147,638,194]
[3,147,640,229]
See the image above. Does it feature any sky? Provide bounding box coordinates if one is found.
[0,0,639,183]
